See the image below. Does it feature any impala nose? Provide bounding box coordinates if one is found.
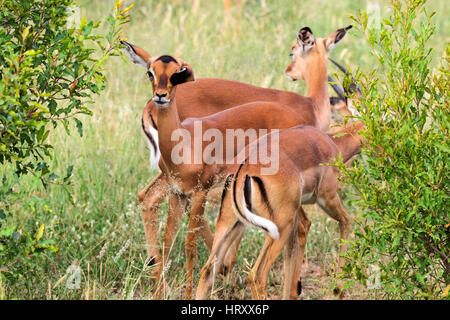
[153,92,170,106]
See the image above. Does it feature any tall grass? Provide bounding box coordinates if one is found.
[2,0,448,299]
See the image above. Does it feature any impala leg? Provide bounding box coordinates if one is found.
[200,187,221,252]
[185,190,208,299]
[138,172,168,267]
[282,214,299,300]
[152,191,187,298]
[184,196,214,251]
[248,218,294,300]
[200,214,214,251]
[220,231,244,276]
[317,193,352,297]
[161,192,187,261]
[196,200,245,299]
[157,190,213,278]
[290,207,311,299]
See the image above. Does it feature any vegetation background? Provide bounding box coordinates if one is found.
[1,0,448,299]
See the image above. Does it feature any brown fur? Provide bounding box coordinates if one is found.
[196,122,364,300]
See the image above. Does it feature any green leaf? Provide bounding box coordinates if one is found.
[74,118,83,137]
[0,226,15,237]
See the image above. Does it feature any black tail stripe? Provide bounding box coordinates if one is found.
[232,159,249,223]
[232,165,270,234]
[251,176,274,218]
[141,117,157,154]
[244,175,252,211]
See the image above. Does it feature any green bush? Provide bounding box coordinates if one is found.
[0,0,132,294]
[339,0,449,299]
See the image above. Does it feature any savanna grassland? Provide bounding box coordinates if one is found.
[2,0,449,299]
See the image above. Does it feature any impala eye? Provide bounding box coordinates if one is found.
[147,71,153,79]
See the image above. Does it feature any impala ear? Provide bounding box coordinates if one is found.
[297,27,315,54]
[170,63,195,86]
[121,40,154,67]
[324,25,352,52]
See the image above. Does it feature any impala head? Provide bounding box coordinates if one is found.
[121,40,195,108]
[285,25,352,81]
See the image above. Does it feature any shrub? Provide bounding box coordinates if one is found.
[339,0,449,299]
[0,0,133,294]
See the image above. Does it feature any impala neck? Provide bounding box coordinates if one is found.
[304,56,331,131]
[156,87,183,167]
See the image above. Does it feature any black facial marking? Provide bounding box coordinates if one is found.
[155,55,177,64]
[170,67,193,86]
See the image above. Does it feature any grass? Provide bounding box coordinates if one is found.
[1,0,448,299]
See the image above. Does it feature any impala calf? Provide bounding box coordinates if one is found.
[208,61,364,298]
[196,121,365,300]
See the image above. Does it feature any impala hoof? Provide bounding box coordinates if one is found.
[146,256,156,266]
[297,279,302,295]
[333,286,345,299]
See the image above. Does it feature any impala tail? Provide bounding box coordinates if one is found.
[232,163,279,240]
[141,104,160,169]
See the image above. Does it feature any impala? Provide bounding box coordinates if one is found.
[196,120,365,300]
[122,25,352,298]
[122,39,347,271]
